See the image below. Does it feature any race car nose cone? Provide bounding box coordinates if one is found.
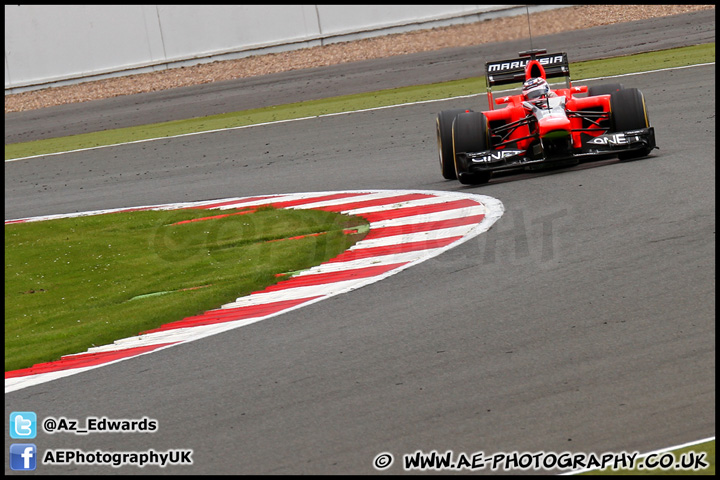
[539,117,571,138]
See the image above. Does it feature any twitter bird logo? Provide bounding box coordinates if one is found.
[10,412,37,439]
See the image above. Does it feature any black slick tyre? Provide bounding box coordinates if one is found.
[452,111,491,185]
[587,83,624,97]
[436,108,471,180]
[610,88,653,160]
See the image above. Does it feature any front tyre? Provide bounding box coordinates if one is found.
[452,112,491,185]
[436,109,471,180]
[587,83,624,97]
[610,88,653,160]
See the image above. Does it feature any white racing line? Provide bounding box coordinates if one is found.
[4,63,714,163]
[5,189,504,392]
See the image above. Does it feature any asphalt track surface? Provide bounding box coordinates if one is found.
[4,12,715,475]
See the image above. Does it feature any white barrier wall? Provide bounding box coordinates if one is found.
[5,4,544,91]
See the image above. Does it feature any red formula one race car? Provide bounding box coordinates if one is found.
[436,49,657,185]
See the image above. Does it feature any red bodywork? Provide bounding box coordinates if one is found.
[484,58,610,152]
[438,49,657,185]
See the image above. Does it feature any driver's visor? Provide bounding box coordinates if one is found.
[525,88,546,100]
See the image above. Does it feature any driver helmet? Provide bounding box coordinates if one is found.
[522,77,550,103]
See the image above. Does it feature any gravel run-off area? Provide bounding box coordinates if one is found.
[4,5,714,113]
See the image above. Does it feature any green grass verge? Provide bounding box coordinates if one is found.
[4,43,714,161]
[581,439,714,475]
[5,206,368,371]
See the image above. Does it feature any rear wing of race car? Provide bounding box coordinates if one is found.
[485,50,571,110]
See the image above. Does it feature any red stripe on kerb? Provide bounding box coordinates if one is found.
[358,198,482,223]
[263,192,372,209]
[313,193,435,213]
[186,195,280,210]
[5,342,177,379]
[364,214,486,240]
[259,262,409,293]
[142,296,323,333]
[326,236,463,263]
[197,192,372,211]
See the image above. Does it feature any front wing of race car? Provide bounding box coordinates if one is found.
[456,127,656,179]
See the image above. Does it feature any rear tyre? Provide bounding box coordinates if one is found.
[610,88,653,160]
[452,112,491,185]
[587,83,624,96]
[436,109,471,180]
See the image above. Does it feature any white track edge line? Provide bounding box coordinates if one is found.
[5,62,713,163]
